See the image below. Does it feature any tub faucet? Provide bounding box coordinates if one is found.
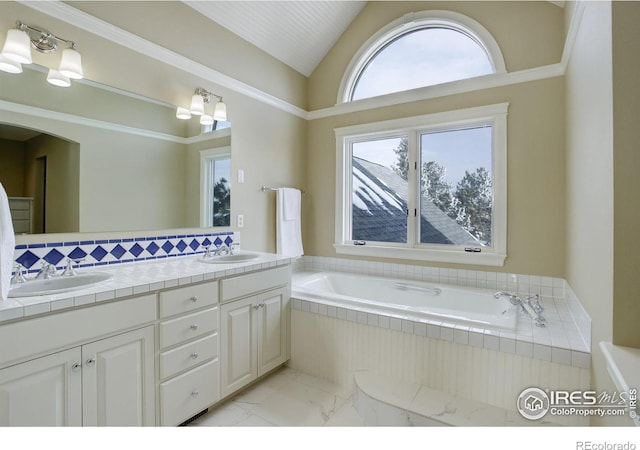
[494,291,547,327]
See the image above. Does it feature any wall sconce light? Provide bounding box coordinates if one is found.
[0,21,84,86]
[177,87,227,124]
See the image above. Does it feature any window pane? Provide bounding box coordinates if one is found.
[419,126,492,246]
[352,137,407,243]
[352,28,493,101]
[210,157,231,227]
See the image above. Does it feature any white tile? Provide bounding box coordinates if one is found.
[318,303,328,316]
[454,328,469,345]
[533,344,552,362]
[551,347,572,365]
[468,331,484,348]
[367,313,379,327]
[292,299,302,310]
[357,311,368,325]
[390,317,402,332]
[483,334,500,351]
[414,322,427,336]
[515,340,533,358]
[300,300,310,313]
[346,309,357,323]
[378,315,390,329]
[309,302,319,315]
[401,320,414,334]
[499,337,516,354]
[440,324,454,342]
[572,351,591,369]
[426,323,441,339]
[327,305,337,318]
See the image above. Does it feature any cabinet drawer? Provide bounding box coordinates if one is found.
[160,359,220,426]
[159,307,218,349]
[159,333,218,380]
[220,266,289,302]
[159,281,218,318]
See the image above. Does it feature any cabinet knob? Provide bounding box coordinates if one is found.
[190,324,199,331]
[191,390,199,398]
[259,303,265,309]
[253,304,260,310]
[72,363,82,372]
[189,296,198,302]
[86,358,96,367]
[190,352,199,360]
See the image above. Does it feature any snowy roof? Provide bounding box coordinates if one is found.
[352,157,479,246]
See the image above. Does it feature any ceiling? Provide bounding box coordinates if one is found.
[183,1,367,77]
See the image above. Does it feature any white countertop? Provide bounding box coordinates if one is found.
[0,252,294,324]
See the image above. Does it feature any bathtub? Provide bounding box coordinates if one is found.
[292,271,517,331]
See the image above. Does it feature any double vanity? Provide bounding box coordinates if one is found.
[0,251,293,426]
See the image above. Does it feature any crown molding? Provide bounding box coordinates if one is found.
[22,1,308,120]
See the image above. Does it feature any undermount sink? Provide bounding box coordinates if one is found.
[8,272,114,298]
[197,253,260,264]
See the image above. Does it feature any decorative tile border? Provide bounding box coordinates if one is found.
[13,231,237,273]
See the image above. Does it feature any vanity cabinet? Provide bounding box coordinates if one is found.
[0,325,155,426]
[0,294,157,426]
[220,267,289,398]
[157,281,220,426]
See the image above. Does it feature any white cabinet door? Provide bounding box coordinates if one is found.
[82,326,155,426]
[0,348,82,426]
[220,296,257,397]
[257,287,287,377]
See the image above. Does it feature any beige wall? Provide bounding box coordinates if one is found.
[24,134,80,233]
[564,0,629,426]
[611,2,640,349]
[306,2,566,277]
[0,138,25,196]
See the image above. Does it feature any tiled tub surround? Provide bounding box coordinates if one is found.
[288,256,592,426]
[0,249,294,323]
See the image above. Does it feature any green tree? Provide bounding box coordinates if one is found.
[392,137,409,181]
[453,168,492,244]
[213,177,231,226]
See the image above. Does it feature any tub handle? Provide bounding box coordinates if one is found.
[394,282,441,295]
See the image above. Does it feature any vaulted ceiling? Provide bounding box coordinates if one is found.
[183,1,367,76]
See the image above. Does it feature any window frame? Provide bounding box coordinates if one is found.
[334,103,508,266]
[199,147,232,228]
[338,10,506,105]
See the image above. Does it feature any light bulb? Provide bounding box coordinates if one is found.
[200,114,214,125]
[189,94,204,115]
[213,101,227,122]
[176,107,191,120]
[0,54,22,73]
[46,69,71,87]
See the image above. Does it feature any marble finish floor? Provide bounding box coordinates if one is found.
[189,366,363,426]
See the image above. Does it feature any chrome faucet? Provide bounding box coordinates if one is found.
[62,258,84,276]
[201,244,213,259]
[10,263,28,284]
[213,244,230,256]
[35,262,56,279]
[494,291,547,327]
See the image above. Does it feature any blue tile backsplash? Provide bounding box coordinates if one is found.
[13,231,236,273]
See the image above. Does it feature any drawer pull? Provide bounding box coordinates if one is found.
[191,390,199,398]
[189,296,198,302]
[190,352,199,360]
[190,324,199,331]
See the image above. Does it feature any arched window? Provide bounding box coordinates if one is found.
[340,11,505,103]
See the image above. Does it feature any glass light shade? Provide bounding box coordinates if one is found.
[200,114,214,125]
[176,106,191,120]
[1,29,32,64]
[58,48,83,79]
[189,94,204,115]
[46,69,71,87]
[0,54,22,73]
[213,101,227,122]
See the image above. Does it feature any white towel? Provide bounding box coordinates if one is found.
[0,183,16,301]
[276,188,303,258]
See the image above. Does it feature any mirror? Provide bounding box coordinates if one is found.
[0,66,231,235]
